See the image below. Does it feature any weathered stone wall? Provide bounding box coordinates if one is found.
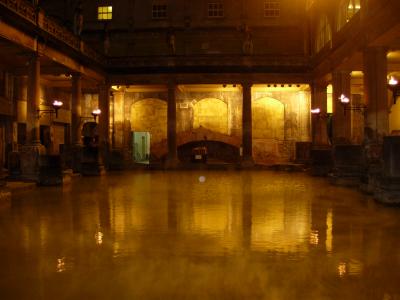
[121,87,310,163]
[131,99,167,145]
[252,90,311,164]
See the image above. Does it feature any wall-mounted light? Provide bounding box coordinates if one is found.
[80,108,102,123]
[388,76,400,104]
[37,100,63,118]
[91,108,101,122]
[310,107,330,118]
[339,93,366,116]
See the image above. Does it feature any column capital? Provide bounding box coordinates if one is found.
[241,81,253,89]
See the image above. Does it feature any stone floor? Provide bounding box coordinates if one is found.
[1,171,400,299]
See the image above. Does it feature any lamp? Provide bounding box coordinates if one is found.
[339,94,366,116]
[310,107,330,118]
[91,108,101,121]
[37,100,63,118]
[80,108,101,122]
[388,76,400,104]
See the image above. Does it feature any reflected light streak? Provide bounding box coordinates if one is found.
[57,257,66,273]
[309,230,319,245]
[95,231,104,245]
[326,209,333,253]
[338,262,347,277]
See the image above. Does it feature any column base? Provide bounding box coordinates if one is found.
[19,144,46,182]
[70,144,83,173]
[374,177,400,205]
[164,157,180,169]
[0,186,11,210]
[240,157,254,169]
[81,145,106,176]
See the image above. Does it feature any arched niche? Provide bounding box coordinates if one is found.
[252,97,285,164]
[131,98,167,145]
[193,98,228,135]
[252,97,285,140]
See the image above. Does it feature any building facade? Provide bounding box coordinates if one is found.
[0,0,400,193]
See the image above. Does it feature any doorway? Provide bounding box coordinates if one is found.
[132,131,150,164]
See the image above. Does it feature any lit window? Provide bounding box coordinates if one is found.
[98,6,112,20]
[264,0,280,18]
[208,2,224,18]
[337,0,361,30]
[152,4,167,19]
[346,0,361,21]
[315,15,331,52]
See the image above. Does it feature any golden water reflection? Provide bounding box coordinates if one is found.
[2,171,400,299]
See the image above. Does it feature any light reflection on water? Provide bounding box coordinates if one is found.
[1,171,400,299]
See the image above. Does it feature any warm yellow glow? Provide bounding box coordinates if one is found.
[95,231,104,245]
[311,108,321,114]
[325,209,333,253]
[131,99,167,145]
[92,108,101,116]
[253,97,284,140]
[338,262,347,277]
[339,94,350,104]
[57,257,66,273]
[309,230,319,245]
[389,76,398,86]
[193,98,228,134]
[327,85,333,114]
[52,100,63,107]
[98,6,112,20]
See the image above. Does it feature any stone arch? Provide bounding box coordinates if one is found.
[253,97,285,140]
[130,98,167,145]
[193,98,229,135]
[252,97,285,164]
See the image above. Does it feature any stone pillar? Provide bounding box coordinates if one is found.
[20,55,46,181]
[71,73,82,145]
[363,47,389,142]
[99,85,110,148]
[241,82,254,166]
[166,82,178,168]
[332,71,351,143]
[27,54,41,145]
[98,84,110,169]
[112,91,125,149]
[311,82,329,146]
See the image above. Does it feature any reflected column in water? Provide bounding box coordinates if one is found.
[241,171,252,250]
[168,175,178,231]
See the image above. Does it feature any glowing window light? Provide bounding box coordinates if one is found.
[98,6,112,20]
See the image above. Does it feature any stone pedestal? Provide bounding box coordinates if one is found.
[374,136,400,204]
[295,142,312,164]
[70,144,83,173]
[81,146,105,176]
[8,151,21,179]
[329,144,364,186]
[38,155,63,186]
[359,143,382,194]
[309,147,332,176]
[19,144,46,181]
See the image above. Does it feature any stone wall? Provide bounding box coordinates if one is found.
[120,87,311,164]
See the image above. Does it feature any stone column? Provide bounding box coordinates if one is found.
[112,90,125,149]
[166,82,178,168]
[332,71,351,144]
[71,73,82,145]
[99,85,110,146]
[27,54,41,145]
[98,84,110,169]
[241,82,254,166]
[311,82,329,146]
[363,47,389,142]
[20,55,45,181]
